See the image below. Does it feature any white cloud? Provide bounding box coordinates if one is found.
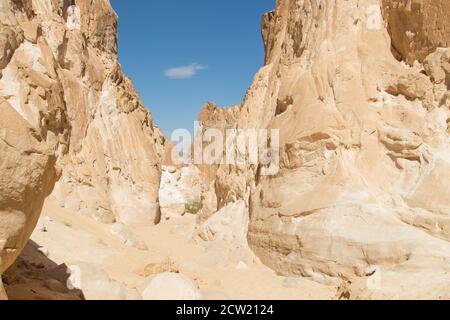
[164,63,207,79]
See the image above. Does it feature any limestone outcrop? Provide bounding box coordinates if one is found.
[198,0,450,298]
[159,165,205,221]
[0,0,164,298]
[142,273,201,301]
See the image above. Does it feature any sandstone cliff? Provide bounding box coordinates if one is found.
[0,0,164,297]
[198,0,450,299]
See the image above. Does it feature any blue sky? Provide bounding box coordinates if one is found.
[110,0,274,137]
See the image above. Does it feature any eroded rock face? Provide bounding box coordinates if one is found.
[199,0,450,298]
[0,277,6,300]
[44,0,165,225]
[0,0,164,297]
[382,0,450,64]
[142,273,201,301]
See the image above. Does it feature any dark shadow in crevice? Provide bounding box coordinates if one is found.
[3,240,85,300]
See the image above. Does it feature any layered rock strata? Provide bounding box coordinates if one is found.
[198,0,450,298]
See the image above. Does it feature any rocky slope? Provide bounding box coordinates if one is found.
[0,0,164,299]
[198,0,450,299]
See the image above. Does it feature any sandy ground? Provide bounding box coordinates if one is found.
[4,200,336,300]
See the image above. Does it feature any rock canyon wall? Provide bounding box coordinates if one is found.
[198,0,450,298]
[0,0,164,297]
[1,0,450,300]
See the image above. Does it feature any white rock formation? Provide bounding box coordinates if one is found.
[67,262,127,300]
[159,165,204,220]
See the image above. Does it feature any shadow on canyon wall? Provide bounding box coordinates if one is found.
[4,241,84,300]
